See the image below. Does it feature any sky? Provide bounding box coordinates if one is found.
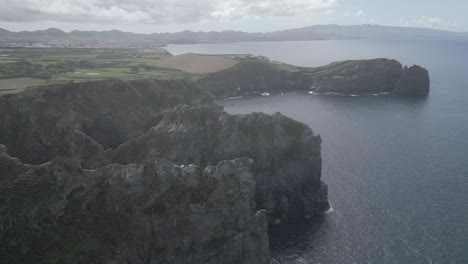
[0,0,466,33]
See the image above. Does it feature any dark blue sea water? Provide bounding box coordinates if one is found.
[166,39,468,264]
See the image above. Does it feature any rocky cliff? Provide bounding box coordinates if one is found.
[197,57,430,96]
[0,146,269,264]
[0,79,328,263]
[0,78,214,165]
[95,105,329,222]
[394,65,430,96]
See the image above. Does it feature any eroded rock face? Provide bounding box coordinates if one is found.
[197,58,295,97]
[306,59,403,94]
[394,65,430,96]
[0,78,328,263]
[0,79,329,224]
[0,78,214,165]
[0,146,269,264]
[98,105,329,223]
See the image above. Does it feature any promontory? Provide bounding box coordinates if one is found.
[0,51,430,263]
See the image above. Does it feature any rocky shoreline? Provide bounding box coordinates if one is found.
[197,57,430,97]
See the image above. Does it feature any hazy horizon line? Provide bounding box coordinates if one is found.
[1,23,466,35]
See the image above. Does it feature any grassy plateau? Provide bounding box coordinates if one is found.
[0,48,190,95]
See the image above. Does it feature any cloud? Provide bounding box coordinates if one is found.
[0,0,339,24]
[323,10,336,16]
[355,10,365,17]
[400,16,457,30]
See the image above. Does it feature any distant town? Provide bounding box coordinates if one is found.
[0,40,164,49]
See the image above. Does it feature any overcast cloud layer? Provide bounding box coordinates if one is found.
[0,0,337,24]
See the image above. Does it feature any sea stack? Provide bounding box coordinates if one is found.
[394,65,430,96]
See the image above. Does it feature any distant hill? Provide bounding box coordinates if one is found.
[267,24,468,40]
[1,24,467,47]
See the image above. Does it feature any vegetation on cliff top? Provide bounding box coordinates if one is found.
[0,48,288,95]
[0,48,429,97]
[0,48,189,94]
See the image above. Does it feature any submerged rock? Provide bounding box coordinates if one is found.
[0,146,269,264]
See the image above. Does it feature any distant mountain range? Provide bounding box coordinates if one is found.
[1,24,467,47]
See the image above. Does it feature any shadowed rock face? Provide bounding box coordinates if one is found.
[0,147,269,264]
[306,59,404,94]
[394,65,430,96]
[197,58,292,96]
[0,79,328,263]
[97,105,329,223]
[197,58,430,96]
[0,78,214,165]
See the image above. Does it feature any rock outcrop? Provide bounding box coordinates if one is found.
[95,105,329,223]
[0,79,328,263]
[197,57,293,96]
[197,57,430,96]
[305,59,404,94]
[0,78,214,165]
[0,146,269,264]
[394,65,430,96]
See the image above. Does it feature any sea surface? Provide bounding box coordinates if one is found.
[166,39,468,264]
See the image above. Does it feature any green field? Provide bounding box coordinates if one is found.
[0,48,190,93]
[0,77,49,90]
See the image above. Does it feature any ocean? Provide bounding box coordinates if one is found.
[166,39,468,263]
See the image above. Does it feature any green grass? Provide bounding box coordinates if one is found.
[272,61,301,72]
[0,77,49,90]
[0,48,184,93]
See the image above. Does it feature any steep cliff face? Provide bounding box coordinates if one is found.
[0,78,214,165]
[305,59,404,94]
[197,58,297,97]
[197,57,430,96]
[0,79,328,263]
[97,105,329,223]
[0,146,269,264]
[394,65,430,96]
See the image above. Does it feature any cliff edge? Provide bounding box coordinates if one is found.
[96,105,329,222]
[196,57,430,97]
[0,146,269,264]
[0,79,328,263]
